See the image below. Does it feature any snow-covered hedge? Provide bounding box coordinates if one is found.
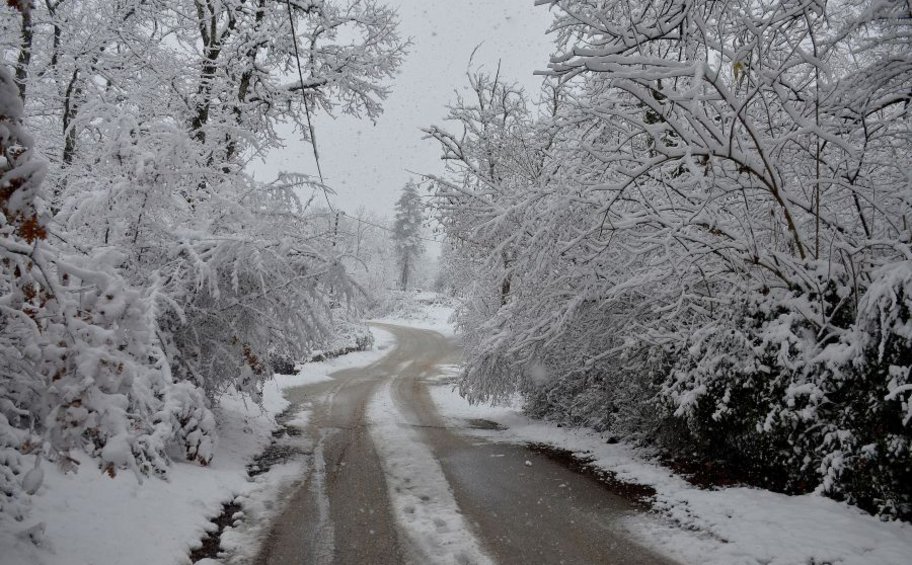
[307,318,376,364]
[668,262,912,517]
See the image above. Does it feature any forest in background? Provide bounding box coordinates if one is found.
[430,0,912,520]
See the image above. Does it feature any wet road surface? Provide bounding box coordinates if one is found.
[254,324,675,565]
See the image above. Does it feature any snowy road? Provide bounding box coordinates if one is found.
[254,324,673,565]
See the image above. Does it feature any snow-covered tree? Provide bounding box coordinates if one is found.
[1,60,215,527]
[430,0,912,519]
[1,0,406,522]
[336,208,400,308]
[392,180,425,291]
[0,0,406,392]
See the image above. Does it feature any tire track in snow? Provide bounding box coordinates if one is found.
[368,380,494,565]
[309,430,335,565]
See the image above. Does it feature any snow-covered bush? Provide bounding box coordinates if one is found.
[1,64,215,525]
[814,263,912,518]
[665,273,851,493]
[666,262,912,517]
[307,318,376,364]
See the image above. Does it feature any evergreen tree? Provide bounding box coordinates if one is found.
[392,181,425,291]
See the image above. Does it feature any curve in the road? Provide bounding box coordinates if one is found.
[254,323,676,565]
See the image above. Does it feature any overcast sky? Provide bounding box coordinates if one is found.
[253,0,555,221]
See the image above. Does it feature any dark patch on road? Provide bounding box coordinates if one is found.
[660,454,759,491]
[248,443,305,478]
[527,442,657,507]
[189,500,243,563]
[191,405,312,563]
[466,418,507,431]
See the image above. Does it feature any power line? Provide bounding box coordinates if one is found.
[286,1,332,211]
[286,3,343,249]
[337,210,444,245]
[284,7,441,247]
[304,210,445,245]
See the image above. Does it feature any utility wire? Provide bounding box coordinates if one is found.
[285,5,441,247]
[286,2,342,249]
[337,210,444,245]
[286,0,332,211]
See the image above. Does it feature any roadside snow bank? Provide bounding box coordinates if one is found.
[0,391,289,565]
[428,374,912,565]
[0,327,396,565]
[270,326,397,392]
[370,292,456,337]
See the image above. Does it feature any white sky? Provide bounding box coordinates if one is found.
[253,0,555,219]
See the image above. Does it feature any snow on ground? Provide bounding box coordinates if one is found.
[371,291,457,337]
[367,380,494,565]
[0,328,396,565]
[269,327,396,393]
[427,373,912,565]
[400,301,912,565]
[0,390,296,565]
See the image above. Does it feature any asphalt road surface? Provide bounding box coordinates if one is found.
[254,324,675,565]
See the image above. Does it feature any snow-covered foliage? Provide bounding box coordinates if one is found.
[1,61,216,527]
[1,0,403,525]
[429,0,912,518]
[308,207,435,316]
[334,209,402,311]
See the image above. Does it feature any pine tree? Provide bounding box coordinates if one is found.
[392,181,425,291]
